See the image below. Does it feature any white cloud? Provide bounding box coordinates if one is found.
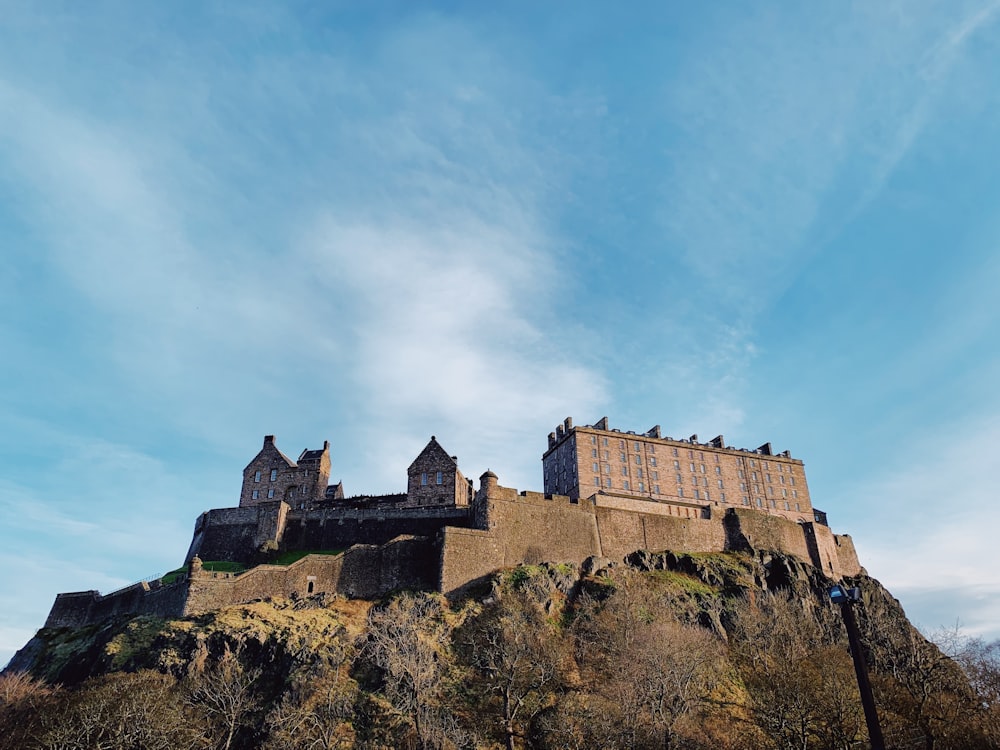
[837,413,1000,638]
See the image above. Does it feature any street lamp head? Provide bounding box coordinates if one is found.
[829,585,848,604]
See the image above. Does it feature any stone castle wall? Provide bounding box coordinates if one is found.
[438,477,863,596]
[187,502,472,565]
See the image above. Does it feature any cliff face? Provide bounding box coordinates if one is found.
[4,548,996,750]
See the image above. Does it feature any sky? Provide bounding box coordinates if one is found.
[2,1,1000,668]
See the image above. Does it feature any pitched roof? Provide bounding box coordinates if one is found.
[407,435,458,473]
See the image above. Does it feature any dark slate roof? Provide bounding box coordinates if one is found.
[298,448,325,462]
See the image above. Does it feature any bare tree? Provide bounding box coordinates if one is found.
[363,592,463,750]
[571,573,726,750]
[36,670,206,750]
[264,665,359,750]
[186,646,263,750]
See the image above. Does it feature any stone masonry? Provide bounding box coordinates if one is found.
[41,418,865,628]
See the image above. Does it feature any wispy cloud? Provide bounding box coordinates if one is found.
[836,413,1000,637]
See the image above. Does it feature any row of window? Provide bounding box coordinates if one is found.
[420,471,445,486]
[253,469,279,482]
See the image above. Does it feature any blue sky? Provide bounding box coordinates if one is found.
[3,1,1000,667]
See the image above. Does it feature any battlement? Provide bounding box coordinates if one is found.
[41,417,863,629]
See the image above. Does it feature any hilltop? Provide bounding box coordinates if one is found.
[5,547,998,750]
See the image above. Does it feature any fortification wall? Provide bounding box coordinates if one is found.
[595,507,727,559]
[44,579,189,629]
[188,503,471,565]
[280,506,471,551]
[184,536,436,613]
[833,533,863,576]
[441,483,860,595]
[723,508,814,562]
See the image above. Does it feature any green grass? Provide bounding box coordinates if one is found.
[159,560,248,584]
[159,567,187,585]
[268,549,346,566]
[647,569,718,597]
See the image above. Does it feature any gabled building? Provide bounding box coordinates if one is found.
[239,435,332,510]
[405,436,473,508]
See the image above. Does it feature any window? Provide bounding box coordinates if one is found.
[252,490,259,500]
[672,448,679,456]
[620,453,627,462]
[792,490,798,498]
[621,466,628,476]
[705,490,710,501]
[652,471,658,480]
[605,478,611,487]
[602,438,609,446]
[690,462,696,471]
[752,471,758,480]
[603,464,610,473]
[421,472,428,486]
[694,489,700,499]
[679,488,685,497]
[254,471,261,482]
[784,501,790,510]
[650,457,657,466]
[623,480,630,490]
[700,464,706,473]
[742,496,750,505]
[635,456,641,465]
[267,488,274,499]
[649,445,655,453]
[635,443,641,452]
[766,473,772,483]
[791,477,796,485]
[795,503,801,511]
[637,469,643,478]
[756,498,763,507]
[782,489,787,497]
[436,471,443,485]
[740,482,746,491]
[676,474,682,484]
[769,499,776,508]
[603,451,609,459]
[270,469,278,481]
[591,436,596,444]
[592,463,599,472]
[674,460,680,469]
[655,484,661,493]
[594,477,601,486]
[780,475,785,484]
[720,492,726,501]
[738,470,745,479]
[592,449,597,457]
[639,482,645,492]
[715,465,721,474]
[717,479,724,488]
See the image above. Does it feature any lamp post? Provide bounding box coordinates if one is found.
[829,584,885,750]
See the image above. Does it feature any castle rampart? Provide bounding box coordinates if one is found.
[41,421,865,629]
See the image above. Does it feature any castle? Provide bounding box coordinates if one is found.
[43,418,862,629]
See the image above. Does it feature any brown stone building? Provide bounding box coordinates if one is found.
[42,417,863,629]
[239,435,340,510]
[542,417,816,523]
[404,436,473,508]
